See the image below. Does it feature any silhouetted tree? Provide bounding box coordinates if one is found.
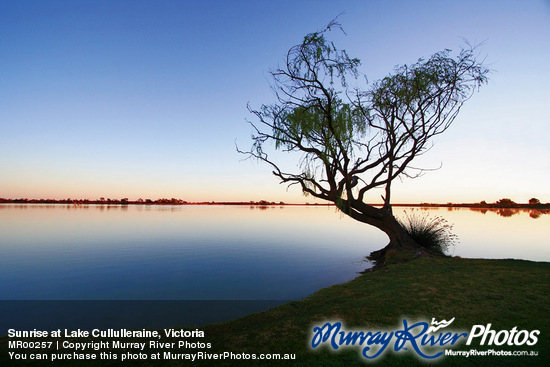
[529,198,541,206]
[241,21,488,259]
[496,198,516,207]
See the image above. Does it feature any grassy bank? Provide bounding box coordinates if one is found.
[2,257,549,366]
[194,257,549,366]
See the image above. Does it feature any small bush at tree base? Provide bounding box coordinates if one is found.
[398,210,459,255]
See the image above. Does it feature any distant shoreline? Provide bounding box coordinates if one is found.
[1,198,548,209]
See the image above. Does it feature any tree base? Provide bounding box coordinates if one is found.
[365,240,443,271]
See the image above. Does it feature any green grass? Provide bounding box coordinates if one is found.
[2,257,549,366]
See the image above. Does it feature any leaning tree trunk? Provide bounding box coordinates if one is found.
[367,210,425,266]
[339,200,433,267]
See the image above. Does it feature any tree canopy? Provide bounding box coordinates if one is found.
[241,21,489,255]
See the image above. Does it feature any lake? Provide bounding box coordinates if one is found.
[1,204,548,329]
[1,204,549,301]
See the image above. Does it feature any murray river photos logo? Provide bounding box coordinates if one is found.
[310,318,540,360]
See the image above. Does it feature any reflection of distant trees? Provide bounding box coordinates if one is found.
[249,205,271,211]
[468,207,549,219]
[530,209,549,219]
[497,208,519,217]
[459,198,550,219]
[469,208,488,214]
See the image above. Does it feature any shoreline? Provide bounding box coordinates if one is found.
[1,199,549,210]
[1,256,548,365]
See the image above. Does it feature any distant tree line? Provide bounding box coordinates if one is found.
[0,198,299,206]
[417,198,548,209]
[0,197,547,208]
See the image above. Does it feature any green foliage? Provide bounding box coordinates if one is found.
[276,103,366,161]
[253,22,368,180]
[246,20,489,206]
[371,48,488,110]
[398,209,459,255]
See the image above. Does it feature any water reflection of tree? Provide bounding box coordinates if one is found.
[469,208,488,215]
[249,205,271,211]
[530,209,550,219]
[497,208,519,217]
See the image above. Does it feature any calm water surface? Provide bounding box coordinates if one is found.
[1,204,548,301]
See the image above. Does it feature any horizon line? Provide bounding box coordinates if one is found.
[1,198,548,208]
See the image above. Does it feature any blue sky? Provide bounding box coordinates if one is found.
[1,0,549,203]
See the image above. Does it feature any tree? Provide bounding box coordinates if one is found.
[529,198,541,206]
[496,198,516,207]
[241,21,488,260]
